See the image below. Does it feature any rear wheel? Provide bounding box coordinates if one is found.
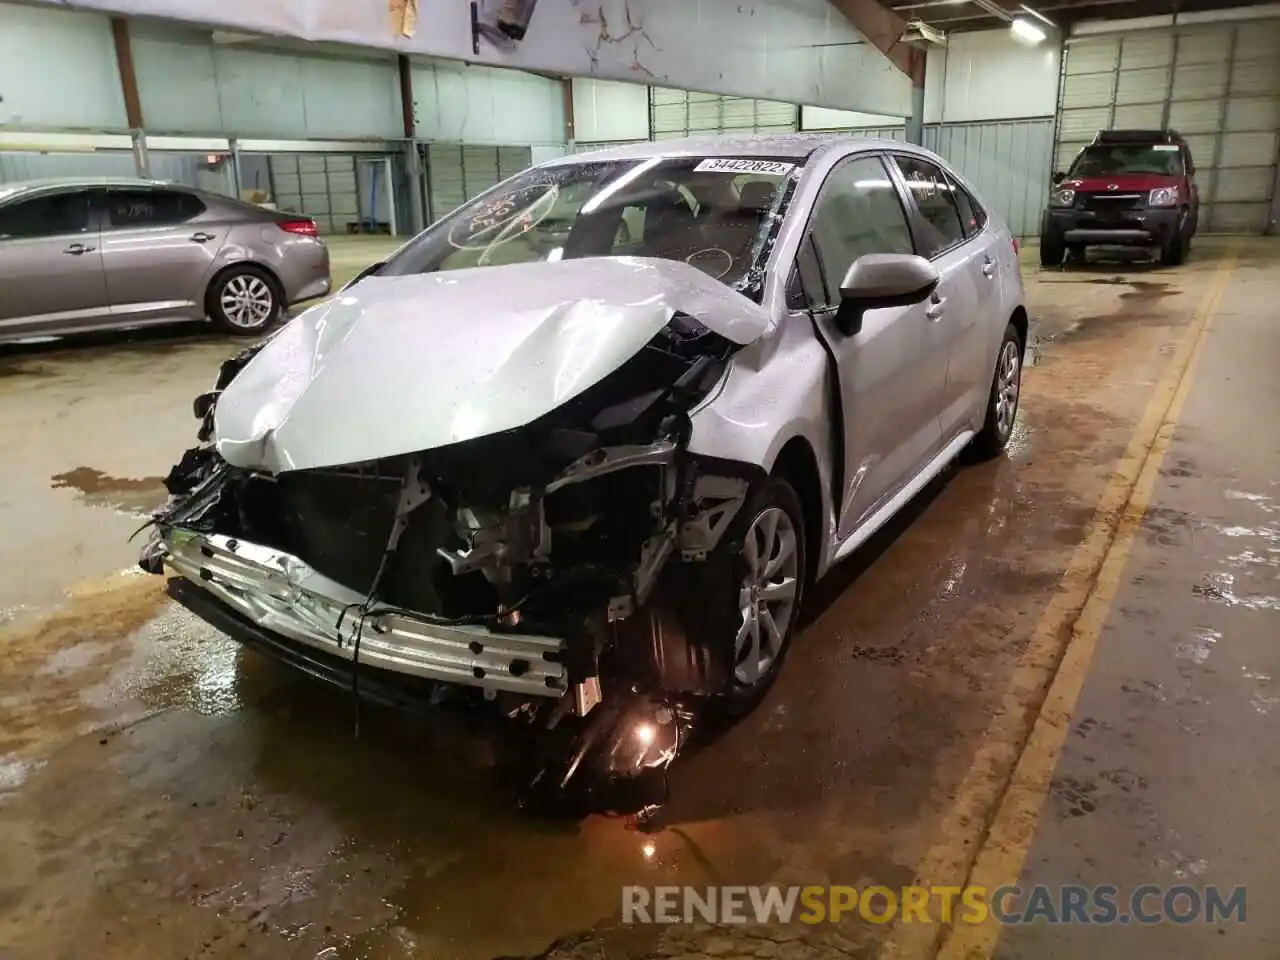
[208,266,282,335]
[970,323,1024,460]
[1040,235,1065,267]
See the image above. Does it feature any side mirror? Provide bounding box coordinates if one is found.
[834,253,939,336]
[1051,171,1067,185]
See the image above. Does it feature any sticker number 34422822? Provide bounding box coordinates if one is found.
[693,158,796,176]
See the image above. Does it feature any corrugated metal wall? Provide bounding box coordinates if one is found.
[924,120,1056,239]
[572,80,650,144]
[0,4,127,131]
[572,141,647,154]
[131,26,403,140]
[1057,19,1280,232]
[0,149,229,194]
[412,60,566,146]
[650,87,799,138]
[0,151,137,181]
[424,144,533,222]
[786,116,1053,239]
[266,154,362,234]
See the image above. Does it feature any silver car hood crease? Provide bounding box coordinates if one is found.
[213,256,770,474]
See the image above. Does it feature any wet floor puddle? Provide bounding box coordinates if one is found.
[50,466,168,518]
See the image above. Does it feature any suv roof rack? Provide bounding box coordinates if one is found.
[1093,129,1184,145]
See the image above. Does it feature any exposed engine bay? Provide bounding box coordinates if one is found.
[142,307,761,813]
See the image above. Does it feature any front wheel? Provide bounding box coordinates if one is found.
[708,479,807,716]
[969,323,1024,460]
[208,267,282,335]
[1040,235,1065,267]
[1159,217,1189,266]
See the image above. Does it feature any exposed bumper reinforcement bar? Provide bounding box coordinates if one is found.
[160,529,569,697]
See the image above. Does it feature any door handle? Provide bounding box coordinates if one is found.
[190,232,216,243]
[63,243,95,255]
[981,257,996,278]
[926,294,947,320]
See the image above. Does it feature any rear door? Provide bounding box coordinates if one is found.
[890,154,985,444]
[0,188,108,336]
[94,187,224,321]
[944,172,1003,436]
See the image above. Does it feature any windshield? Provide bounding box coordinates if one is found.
[1070,144,1184,177]
[380,156,798,294]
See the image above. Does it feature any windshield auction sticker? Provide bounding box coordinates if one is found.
[694,159,796,176]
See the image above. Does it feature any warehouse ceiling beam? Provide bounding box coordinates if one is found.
[110,16,143,129]
[827,0,926,85]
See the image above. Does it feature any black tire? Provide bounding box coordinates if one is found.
[1040,236,1065,267]
[207,266,283,336]
[1067,243,1087,263]
[705,478,808,716]
[1159,216,1189,267]
[969,322,1024,461]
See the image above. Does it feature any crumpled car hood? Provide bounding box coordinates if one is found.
[213,256,769,474]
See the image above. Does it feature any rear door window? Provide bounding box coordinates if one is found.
[0,191,92,239]
[893,155,966,257]
[101,189,206,229]
[948,176,988,239]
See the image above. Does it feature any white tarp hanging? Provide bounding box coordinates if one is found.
[29,0,913,116]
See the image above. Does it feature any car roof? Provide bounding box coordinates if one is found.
[0,176,178,200]
[546,133,918,166]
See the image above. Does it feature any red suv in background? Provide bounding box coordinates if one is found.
[1039,129,1199,267]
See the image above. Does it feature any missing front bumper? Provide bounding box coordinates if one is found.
[160,529,570,698]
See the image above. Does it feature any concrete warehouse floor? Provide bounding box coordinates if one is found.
[0,236,1275,960]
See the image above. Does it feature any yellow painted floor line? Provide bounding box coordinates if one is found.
[881,247,1240,960]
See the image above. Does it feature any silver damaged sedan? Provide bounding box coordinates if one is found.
[0,177,331,342]
[142,135,1028,811]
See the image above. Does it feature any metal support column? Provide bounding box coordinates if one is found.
[406,141,426,234]
[382,156,399,236]
[228,137,243,198]
[905,47,926,145]
[905,83,926,145]
[561,78,576,143]
[1159,22,1180,131]
[131,129,150,178]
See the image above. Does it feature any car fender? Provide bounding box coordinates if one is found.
[687,318,837,571]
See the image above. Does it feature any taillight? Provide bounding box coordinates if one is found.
[278,218,318,237]
[1012,237,1019,255]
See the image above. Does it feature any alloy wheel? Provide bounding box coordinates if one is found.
[994,339,1021,440]
[735,506,801,685]
[220,275,275,329]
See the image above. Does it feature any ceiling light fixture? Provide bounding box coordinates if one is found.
[899,17,949,45]
[1019,3,1057,25]
[1009,16,1047,44]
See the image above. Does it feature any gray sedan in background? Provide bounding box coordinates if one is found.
[0,177,331,343]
